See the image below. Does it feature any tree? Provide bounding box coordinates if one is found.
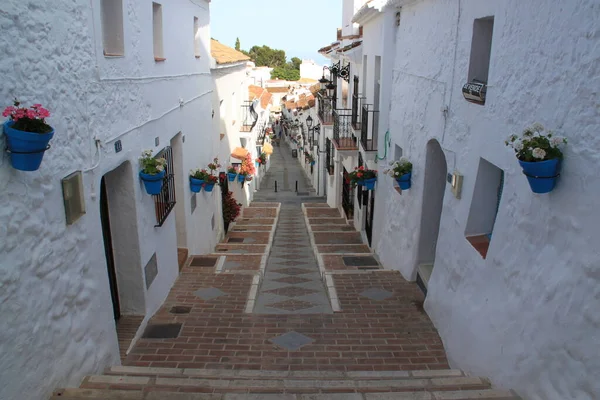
[271,65,300,81]
[290,57,302,70]
[235,37,240,51]
[248,45,286,68]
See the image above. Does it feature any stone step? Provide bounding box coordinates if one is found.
[51,388,519,399]
[105,366,466,380]
[76,373,493,393]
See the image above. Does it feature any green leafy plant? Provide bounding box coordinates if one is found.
[222,190,241,224]
[347,166,377,187]
[384,158,412,177]
[3,99,52,134]
[505,123,567,162]
[140,150,167,175]
[190,168,208,180]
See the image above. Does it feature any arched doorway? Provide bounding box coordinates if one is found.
[416,139,447,294]
[100,161,145,318]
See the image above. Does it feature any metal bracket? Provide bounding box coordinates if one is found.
[5,144,51,154]
[523,172,560,179]
[339,63,350,82]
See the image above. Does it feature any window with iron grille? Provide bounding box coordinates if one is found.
[357,152,363,209]
[326,138,334,175]
[153,146,176,227]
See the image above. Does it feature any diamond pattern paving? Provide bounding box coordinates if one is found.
[272,276,313,284]
[269,331,315,351]
[272,267,313,276]
[264,286,319,297]
[266,299,317,312]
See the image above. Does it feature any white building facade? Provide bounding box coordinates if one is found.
[339,0,600,399]
[0,1,218,399]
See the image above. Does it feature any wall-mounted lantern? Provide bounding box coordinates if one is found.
[462,81,486,105]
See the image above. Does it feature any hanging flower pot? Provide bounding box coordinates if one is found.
[2,101,54,172]
[396,172,412,190]
[363,177,377,190]
[227,172,236,182]
[189,177,204,193]
[139,149,167,195]
[310,161,315,166]
[204,175,218,193]
[506,123,567,194]
[518,159,560,194]
[238,174,246,183]
[140,170,166,195]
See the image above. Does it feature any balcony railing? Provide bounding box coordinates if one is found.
[351,94,366,131]
[333,109,358,150]
[317,92,334,125]
[240,101,257,133]
[360,104,379,152]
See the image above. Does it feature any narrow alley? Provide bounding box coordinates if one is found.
[52,142,521,399]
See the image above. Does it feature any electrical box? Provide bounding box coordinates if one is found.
[450,171,463,199]
[62,171,86,225]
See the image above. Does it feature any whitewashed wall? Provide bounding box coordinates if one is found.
[0,0,214,399]
[373,0,600,399]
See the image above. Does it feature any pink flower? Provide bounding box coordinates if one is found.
[37,107,50,118]
[2,106,15,117]
[26,109,36,119]
[32,104,42,108]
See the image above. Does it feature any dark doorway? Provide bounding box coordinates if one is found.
[100,177,121,321]
[365,189,375,247]
[342,167,354,220]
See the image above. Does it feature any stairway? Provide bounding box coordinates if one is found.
[51,366,520,399]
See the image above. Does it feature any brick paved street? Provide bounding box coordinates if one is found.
[123,144,449,372]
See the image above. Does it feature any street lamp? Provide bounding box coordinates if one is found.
[306,115,313,129]
[325,81,336,98]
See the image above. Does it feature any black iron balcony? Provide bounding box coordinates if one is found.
[333,109,358,150]
[351,93,366,131]
[317,92,334,125]
[240,100,257,133]
[360,104,379,152]
[325,138,334,175]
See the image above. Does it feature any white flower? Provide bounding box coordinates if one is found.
[532,148,546,159]
[399,157,409,164]
[156,165,164,172]
[513,141,524,151]
[532,123,544,132]
[551,137,563,146]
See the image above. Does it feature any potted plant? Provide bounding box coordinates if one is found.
[348,166,377,190]
[203,174,218,192]
[222,190,241,233]
[238,172,247,183]
[255,152,267,166]
[189,168,206,193]
[139,149,167,195]
[506,123,567,193]
[227,166,237,181]
[306,153,315,166]
[204,157,220,192]
[239,153,256,182]
[384,158,413,190]
[2,100,54,171]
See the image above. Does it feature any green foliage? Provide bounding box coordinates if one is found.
[290,57,301,70]
[505,123,567,162]
[248,45,286,68]
[235,37,240,51]
[271,65,300,81]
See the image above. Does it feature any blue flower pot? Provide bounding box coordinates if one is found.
[139,170,166,195]
[189,177,204,193]
[396,172,412,190]
[255,161,259,168]
[3,121,54,171]
[519,159,560,194]
[310,161,315,166]
[238,174,246,183]
[363,177,377,190]
[204,183,215,192]
[227,172,236,182]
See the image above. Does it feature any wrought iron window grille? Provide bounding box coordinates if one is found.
[153,146,176,227]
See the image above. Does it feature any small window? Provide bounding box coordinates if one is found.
[101,0,125,56]
[465,158,504,259]
[468,16,494,85]
[152,2,165,61]
[193,17,201,58]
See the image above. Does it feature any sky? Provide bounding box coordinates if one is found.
[210,0,342,65]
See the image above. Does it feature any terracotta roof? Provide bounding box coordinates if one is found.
[297,78,318,84]
[339,40,362,53]
[309,84,321,95]
[248,85,273,109]
[211,39,250,65]
[318,42,340,53]
[266,87,289,93]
